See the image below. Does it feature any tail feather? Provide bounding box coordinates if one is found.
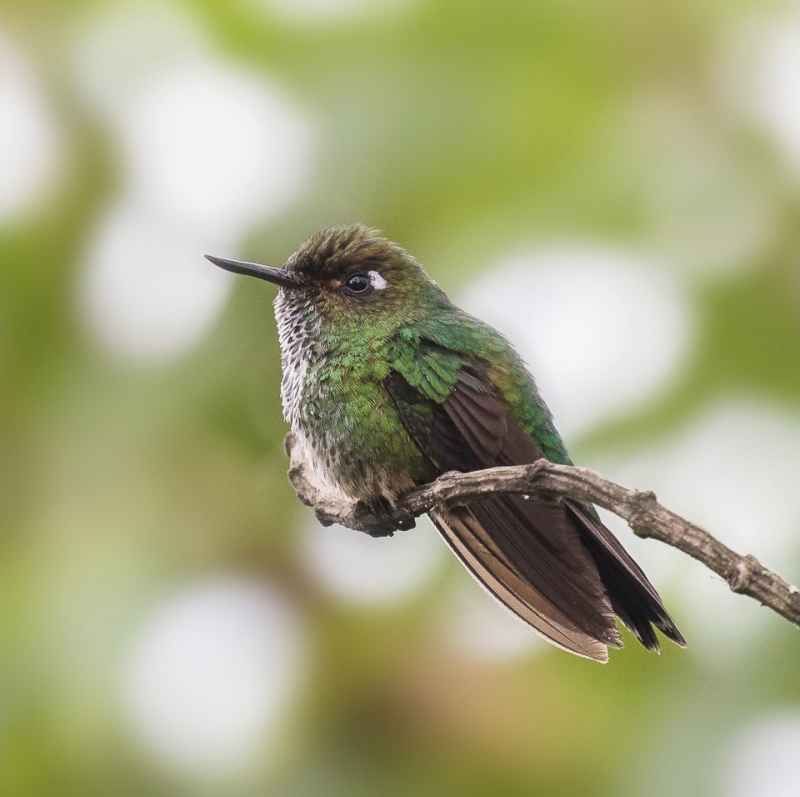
[430,498,685,663]
[431,505,616,663]
[566,502,686,649]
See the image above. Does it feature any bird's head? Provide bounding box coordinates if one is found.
[206,224,448,338]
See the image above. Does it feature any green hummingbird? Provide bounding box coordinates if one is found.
[206,224,685,662]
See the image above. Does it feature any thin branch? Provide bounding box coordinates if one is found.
[285,434,800,628]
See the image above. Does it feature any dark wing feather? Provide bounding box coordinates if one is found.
[446,374,507,462]
[386,361,684,661]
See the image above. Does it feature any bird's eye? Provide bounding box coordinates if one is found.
[342,273,373,296]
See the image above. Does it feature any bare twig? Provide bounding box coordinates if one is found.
[285,433,800,628]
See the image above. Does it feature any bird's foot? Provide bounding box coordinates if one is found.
[355,496,417,537]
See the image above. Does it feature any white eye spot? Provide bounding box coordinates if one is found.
[368,270,388,290]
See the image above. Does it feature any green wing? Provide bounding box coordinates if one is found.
[386,331,684,662]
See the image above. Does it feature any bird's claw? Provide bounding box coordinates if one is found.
[355,497,416,537]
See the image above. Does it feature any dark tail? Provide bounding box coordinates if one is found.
[566,502,686,651]
[430,494,685,662]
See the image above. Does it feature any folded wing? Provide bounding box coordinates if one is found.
[386,360,684,662]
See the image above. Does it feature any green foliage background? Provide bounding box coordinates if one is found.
[2,1,798,796]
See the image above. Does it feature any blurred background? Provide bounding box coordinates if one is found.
[2,1,798,795]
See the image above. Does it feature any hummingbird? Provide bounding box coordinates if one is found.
[206,224,685,662]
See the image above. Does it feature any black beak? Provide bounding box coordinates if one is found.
[204,255,300,289]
